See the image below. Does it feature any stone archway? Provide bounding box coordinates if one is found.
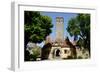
[53,48,61,59]
[48,47,62,60]
[55,49,60,57]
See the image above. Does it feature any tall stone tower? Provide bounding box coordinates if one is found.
[55,17,64,43]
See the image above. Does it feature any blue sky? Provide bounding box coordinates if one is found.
[37,11,78,47]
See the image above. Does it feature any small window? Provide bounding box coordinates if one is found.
[64,50,67,54]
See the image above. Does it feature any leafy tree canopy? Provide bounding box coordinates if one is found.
[67,14,90,52]
[24,11,53,47]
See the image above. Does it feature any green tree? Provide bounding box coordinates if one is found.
[24,11,53,61]
[67,14,90,53]
[24,11,53,47]
[30,46,41,61]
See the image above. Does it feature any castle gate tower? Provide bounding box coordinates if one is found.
[55,17,64,43]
